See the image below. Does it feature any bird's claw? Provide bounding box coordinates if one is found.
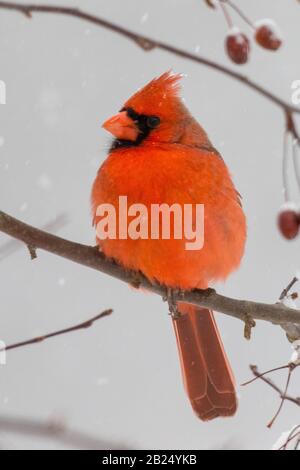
[129,272,142,289]
[165,288,181,320]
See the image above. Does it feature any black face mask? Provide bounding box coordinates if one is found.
[110,107,161,151]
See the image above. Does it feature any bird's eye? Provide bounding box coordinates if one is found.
[146,116,160,129]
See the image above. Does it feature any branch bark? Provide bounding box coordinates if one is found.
[1,309,112,352]
[246,365,300,407]
[0,414,129,450]
[0,212,68,261]
[0,2,299,337]
[1,210,300,338]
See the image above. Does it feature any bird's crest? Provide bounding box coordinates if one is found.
[124,71,183,115]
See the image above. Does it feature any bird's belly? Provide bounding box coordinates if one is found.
[94,201,246,290]
[92,147,246,289]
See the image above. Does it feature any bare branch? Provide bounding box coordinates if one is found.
[279,276,299,301]
[286,111,300,142]
[243,364,300,431]
[267,367,293,428]
[0,309,113,353]
[1,210,300,336]
[26,244,37,260]
[278,426,300,451]
[0,212,68,261]
[0,414,129,450]
[242,288,300,429]
[218,1,233,29]
[0,1,299,115]
[221,0,254,29]
[204,0,216,9]
[241,364,291,387]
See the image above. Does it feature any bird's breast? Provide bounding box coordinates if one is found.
[91,144,246,289]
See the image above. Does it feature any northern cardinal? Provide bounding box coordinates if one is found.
[92,72,246,421]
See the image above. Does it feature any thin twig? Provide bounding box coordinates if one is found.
[286,111,300,141]
[218,0,233,29]
[282,129,292,203]
[204,0,216,9]
[222,0,254,29]
[241,364,291,387]
[283,112,300,200]
[244,365,300,407]
[267,367,293,428]
[26,244,37,260]
[0,2,299,115]
[279,276,299,301]
[0,212,68,261]
[1,211,300,335]
[0,309,113,353]
[292,138,300,193]
[281,425,300,450]
[0,414,129,450]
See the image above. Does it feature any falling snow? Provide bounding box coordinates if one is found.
[37,174,53,191]
[37,88,62,127]
[19,202,28,212]
[140,12,149,24]
[58,278,66,287]
[97,377,109,386]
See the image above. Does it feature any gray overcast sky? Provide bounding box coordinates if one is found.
[0,0,299,450]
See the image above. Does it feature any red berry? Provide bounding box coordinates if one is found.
[255,20,282,51]
[278,209,300,240]
[226,29,250,65]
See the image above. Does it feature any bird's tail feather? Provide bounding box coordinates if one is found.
[173,303,237,421]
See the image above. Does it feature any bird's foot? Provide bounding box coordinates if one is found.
[91,243,101,251]
[129,272,142,289]
[165,288,181,320]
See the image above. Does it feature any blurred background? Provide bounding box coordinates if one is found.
[0,0,299,450]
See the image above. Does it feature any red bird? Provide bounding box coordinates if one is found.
[92,72,246,420]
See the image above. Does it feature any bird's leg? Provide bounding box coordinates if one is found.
[165,287,181,320]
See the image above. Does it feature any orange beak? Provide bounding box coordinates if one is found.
[102,111,139,141]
